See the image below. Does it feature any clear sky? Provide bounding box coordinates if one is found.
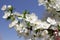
[0,0,45,40]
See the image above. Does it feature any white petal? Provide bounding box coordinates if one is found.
[25,13,38,23]
[41,30,48,36]
[41,22,51,29]
[1,5,7,11]
[13,12,21,16]
[9,19,18,28]
[13,12,23,19]
[8,5,12,8]
[47,17,56,25]
[3,12,11,19]
[38,0,44,6]
[50,26,57,30]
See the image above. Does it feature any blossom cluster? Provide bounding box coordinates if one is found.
[38,0,60,11]
[1,4,60,40]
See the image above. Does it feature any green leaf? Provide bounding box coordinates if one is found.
[58,25,60,31]
[35,29,40,34]
[23,10,27,18]
[26,22,30,26]
[23,10,30,18]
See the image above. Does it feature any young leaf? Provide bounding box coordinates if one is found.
[23,10,30,18]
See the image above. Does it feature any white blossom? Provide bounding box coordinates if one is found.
[15,23,24,31]
[52,3,60,10]
[13,12,23,19]
[47,17,57,25]
[38,0,60,11]
[2,3,60,40]
[13,12,21,16]
[38,0,48,6]
[33,25,41,30]
[33,21,50,30]
[34,20,41,25]
[48,0,60,11]
[41,30,48,36]
[28,39,32,40]
[15,22,28,34]
[15,24,22,31]
[8,5,12,8]
[32,20,42,30]
[25,13,38,23]
[9,19,18,28]
[3,11,11,19]
[1,5,7,11]
[40,21,51,29]
[25,38,32,40]
[50,26,57,30]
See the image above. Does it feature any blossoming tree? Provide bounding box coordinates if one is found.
[1,0,60,40]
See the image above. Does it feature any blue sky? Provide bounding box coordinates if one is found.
[0,0,45,40]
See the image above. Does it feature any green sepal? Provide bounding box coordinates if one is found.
[6,15,15,21]
[26,22,30,26]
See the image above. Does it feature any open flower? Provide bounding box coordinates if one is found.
[25,13,38,23]
[3,11,11,19]
[14,22,28,34]
[32,20,42,30]
[38,0,60,11]
[15,23,24,31]
[47,17,57,25]
[48,0,60,11]
[38,0,48,6]
[9,19,18,28]
[33,21,51,30]
[41,30,48,36]
[40,21,51,29]
[13,12,23,19]
[1,5,7,11]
